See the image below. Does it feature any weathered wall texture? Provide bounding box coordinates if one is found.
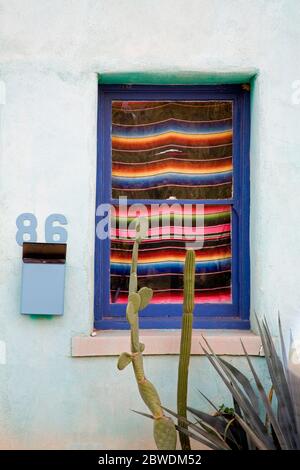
[0,0,299,449]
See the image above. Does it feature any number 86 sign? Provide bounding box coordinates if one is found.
[16,213,68,245]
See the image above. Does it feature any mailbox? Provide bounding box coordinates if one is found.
[21,242,67,315]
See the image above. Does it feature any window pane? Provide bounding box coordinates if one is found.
[110,204,232,304]
[112,101,233,199]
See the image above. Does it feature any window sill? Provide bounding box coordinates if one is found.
[71,330,263,357]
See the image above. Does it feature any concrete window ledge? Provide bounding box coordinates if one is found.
[71,330,263,357]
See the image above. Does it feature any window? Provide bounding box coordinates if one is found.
[95,85,250,329]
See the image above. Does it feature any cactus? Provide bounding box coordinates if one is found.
[177,249,196,450]
[117,222,177,450]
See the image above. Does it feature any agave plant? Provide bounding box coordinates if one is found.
[164,315,300,450]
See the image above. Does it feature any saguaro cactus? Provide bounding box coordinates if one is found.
[177,249,196,450]
[117,224,177,450]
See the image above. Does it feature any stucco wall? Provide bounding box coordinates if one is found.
[0,0,299,449]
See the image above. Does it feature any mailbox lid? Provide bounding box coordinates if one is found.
[22,242,67,264]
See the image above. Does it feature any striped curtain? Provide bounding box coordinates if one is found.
[110,100,232,304]
[112,101,233,200]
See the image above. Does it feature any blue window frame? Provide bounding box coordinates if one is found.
[94,84,250,330]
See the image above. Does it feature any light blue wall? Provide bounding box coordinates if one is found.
[1,348,269,449]
[0,0,298,449]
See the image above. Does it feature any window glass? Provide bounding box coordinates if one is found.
[112,101,233,200]
[110,204,231,304]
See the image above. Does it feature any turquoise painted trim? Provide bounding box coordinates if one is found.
[98,71,257,85]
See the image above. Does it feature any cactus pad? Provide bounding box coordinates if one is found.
[138,379,162,417]
[138,287,153,310]
[128,272,138,294]
[117,353,132,370]
[128,292,141,312]
[154,417,178,450]
[126,301,136,325]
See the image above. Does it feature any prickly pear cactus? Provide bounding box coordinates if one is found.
[117,221,177,450]
[177,249,196,450]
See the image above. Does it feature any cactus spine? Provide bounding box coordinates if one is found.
[177,249,196,450]
[117,223,177,450]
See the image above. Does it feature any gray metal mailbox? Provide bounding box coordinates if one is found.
[21,242,67,315]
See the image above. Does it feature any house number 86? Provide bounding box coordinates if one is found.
[16,213,68,246]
